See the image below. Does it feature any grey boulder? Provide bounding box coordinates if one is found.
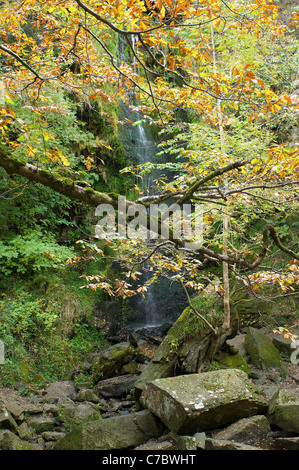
[140,369,267,434]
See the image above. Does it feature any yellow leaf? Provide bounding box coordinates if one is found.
[99,142,113,150]
[59,154,70,166]
[159,5,165,19]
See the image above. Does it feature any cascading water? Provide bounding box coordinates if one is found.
[120,109,161,326]
[118,33,187,327]
[134,123,160,326]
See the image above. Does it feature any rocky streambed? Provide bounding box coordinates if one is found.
[0,324,298,451]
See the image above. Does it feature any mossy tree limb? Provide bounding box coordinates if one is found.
[0,146,298,270]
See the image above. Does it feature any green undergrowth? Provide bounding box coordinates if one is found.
[0,267,107,387]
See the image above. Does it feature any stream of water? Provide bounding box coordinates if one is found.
[118,34,186,327]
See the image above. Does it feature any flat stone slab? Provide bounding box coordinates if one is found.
[205,438,261,450]
[140,369,268,434]
[213,415,271,442]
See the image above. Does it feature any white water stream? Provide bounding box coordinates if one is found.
[118,33,169,327]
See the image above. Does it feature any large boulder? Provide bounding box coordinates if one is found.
[140,369,268,434]
[245,327,281,370]
[267,389,299,433]
[91,342,135,382]
[53,410,163,450]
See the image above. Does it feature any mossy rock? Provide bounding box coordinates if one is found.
[91,342,135,382]
[268,389,299,433]
[211,350,251,375]
[57,404,102,430]
[245,327,281,370]
[0,430,40,450]
[53,410,163,450]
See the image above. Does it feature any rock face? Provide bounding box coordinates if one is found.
[245,327,281,370]
[140,369,268,434]
[53,410,163,450]
[268,389,299,433]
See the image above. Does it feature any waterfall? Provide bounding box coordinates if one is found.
[118,33,186,327]
[120,111,161,326]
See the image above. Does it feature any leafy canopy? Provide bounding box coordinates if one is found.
[0,0,298,311]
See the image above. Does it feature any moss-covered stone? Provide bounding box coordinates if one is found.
[245,327,281,370]
[134,293,225,399]
[57,404,102,429]
[268,389,299,433]
[211,350,251,375]
[27,416,56,433]
[0,430,40,450]
[53,410,163,450]
[91,342,135,382]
